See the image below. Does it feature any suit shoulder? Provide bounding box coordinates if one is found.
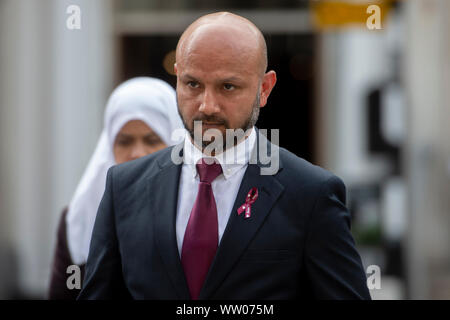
[277,147,344,188]
[110,146,175,186]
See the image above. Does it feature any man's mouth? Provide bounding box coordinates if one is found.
[202,122,224,127]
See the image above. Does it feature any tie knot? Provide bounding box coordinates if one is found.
[196,158,222,184]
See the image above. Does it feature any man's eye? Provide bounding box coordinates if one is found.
[223,83,235,91]
[187,81,199,88]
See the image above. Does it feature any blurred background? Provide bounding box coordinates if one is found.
[0,0,449,299]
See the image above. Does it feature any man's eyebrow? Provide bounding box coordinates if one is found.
[181,74,198,81]
[220,76,243,83]
[181,74,243,83]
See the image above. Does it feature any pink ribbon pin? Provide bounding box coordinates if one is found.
[237,187,258,219]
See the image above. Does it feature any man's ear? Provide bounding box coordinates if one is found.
[174,63,178,75]
[259,70,277,108]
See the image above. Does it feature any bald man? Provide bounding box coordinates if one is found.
[78,12,371,300]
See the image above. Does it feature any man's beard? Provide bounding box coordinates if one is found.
[177,93,260,150]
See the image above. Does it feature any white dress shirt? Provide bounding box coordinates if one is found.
[175,127,257,256]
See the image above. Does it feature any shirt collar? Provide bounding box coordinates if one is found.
[183,127,257,180]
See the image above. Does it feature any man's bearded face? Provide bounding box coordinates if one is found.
[177,90,260,149]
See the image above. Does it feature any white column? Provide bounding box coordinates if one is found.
[404,0,450,299]
[0,0,113,297]
[317,29,391,185]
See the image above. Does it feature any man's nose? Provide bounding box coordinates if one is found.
[199,88,220,115]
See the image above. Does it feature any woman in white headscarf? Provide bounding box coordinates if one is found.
[48,77,183,299]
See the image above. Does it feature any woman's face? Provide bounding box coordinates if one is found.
[113,120,167,164]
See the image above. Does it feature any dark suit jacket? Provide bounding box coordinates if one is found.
[78,132,371,300]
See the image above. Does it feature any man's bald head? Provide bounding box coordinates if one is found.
[176,12,268,77]
[174,12,277,151]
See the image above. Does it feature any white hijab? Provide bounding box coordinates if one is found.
[66,77,184,265]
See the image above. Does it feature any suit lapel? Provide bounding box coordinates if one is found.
[150,152,190,299]
[199,132,285,299]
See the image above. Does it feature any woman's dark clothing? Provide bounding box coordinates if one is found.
[48,208,85,300]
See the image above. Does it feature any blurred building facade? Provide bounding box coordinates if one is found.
[0,0,449,299]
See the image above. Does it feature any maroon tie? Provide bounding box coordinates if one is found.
[181,158,222,300]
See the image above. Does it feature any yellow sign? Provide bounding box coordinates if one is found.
[311,0,393,30]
